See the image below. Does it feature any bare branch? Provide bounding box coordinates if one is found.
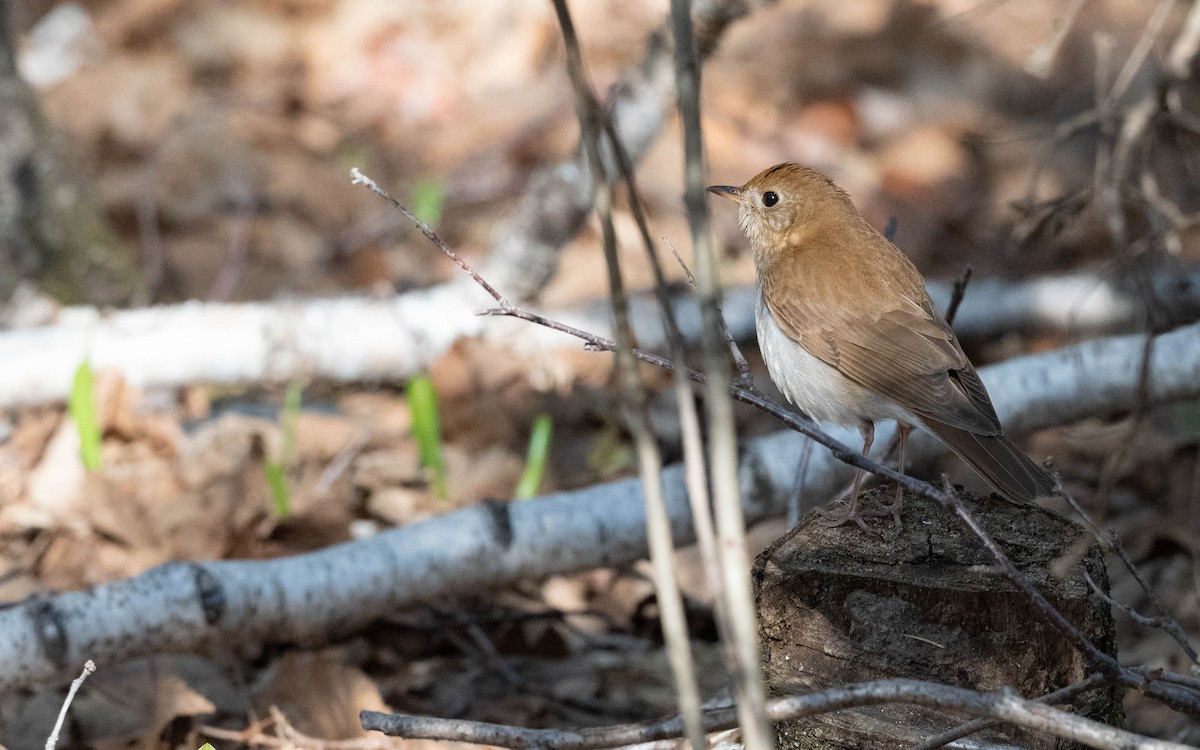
[1025,0,1088,78]
[352,169,508,305]
[45,660,95,750]
[548,4,705,747]
[361,677,1193,750]
[668,0,774,747]
[665,238,757,392]
[944,266,973,328]
[600,63,729,657]
[1167,0,1200,77]
[906,673,1108,750]
[1107,0,1175,106]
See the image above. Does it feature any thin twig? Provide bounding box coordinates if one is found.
[601,88,729,648]
[203,707,397,750]
[1083,568,1200,666]
[787,437,815,528]
[351,170,507,305]
[45,660,95,750]
[1057,479,1200,668]
[667,1,774,748]
[601,118,687,360]
[664,237,756,392]
[1167,0,1200,77]
[1025,0,1089,78]
[478,0,748,303]
[906,673,1107,750]
[209,196,257,302]
[944,266,973,328]
[362,677,1193,750]
[550,3,706,749]
[1107,0,1175,106]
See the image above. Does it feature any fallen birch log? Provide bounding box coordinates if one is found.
[1,268,1196,408]
[0,322,1196,693]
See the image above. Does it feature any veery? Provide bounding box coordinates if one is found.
[708,163,1054,523]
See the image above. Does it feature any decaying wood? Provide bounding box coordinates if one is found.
[754,488,1122,750]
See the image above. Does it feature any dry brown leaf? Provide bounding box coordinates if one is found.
[444,445,525,504]
[877,125,970,200]
[7,409,61,467]
[365,486,429,526]
[292,411,360,463]
[92,368,138,439]
[18,417,86,528]
[42,52,191,151]
[253,651,389,740]
[353,444,423,491]
[338,392,411,443]
[86,441,184,560]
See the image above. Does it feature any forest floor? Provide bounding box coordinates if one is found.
[0,0,1198,747]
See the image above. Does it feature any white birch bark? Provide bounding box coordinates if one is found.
[2,269,1195,408]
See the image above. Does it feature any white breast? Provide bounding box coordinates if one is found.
[755,290,917,428]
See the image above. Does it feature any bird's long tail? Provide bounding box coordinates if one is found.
[921,422,1055,504]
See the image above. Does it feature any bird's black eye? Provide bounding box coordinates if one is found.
[762,191,779,207]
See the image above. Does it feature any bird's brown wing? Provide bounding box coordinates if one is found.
[761,248,1000,435]
[763,257,1057,504]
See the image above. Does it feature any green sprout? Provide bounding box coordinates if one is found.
[515,414,554,499]
[408,374,448,501]
[264,379,303,517]
[68,360,102,471]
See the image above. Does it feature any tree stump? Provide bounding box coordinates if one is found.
[753,487,1122,749]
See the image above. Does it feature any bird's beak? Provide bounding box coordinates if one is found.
[706,185,744,203]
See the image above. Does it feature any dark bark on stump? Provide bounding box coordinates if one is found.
[0,0,138,306]
[754,487,1122,749]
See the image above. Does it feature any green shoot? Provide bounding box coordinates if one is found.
[411,179,445,227]
[264,380,303,517]
[199,744,217,750]
[264,462,289,517]
[68,360,102,471]
[407,373,448,501]
[515,414,553,499]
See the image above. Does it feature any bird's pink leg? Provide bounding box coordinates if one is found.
[818,422,874,532]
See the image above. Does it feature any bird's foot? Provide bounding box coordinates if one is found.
[865,485,906,535]
[816,495,880,535]
[818,488,906,536]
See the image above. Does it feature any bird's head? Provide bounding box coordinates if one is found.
[707,163,857,265]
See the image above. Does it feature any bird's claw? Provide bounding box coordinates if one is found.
[817,486,906,537]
